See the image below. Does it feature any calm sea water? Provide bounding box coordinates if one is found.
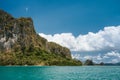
[0,66,120,80]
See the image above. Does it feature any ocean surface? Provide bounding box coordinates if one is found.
[0,66,120,80]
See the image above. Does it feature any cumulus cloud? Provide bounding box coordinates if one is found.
[39,26,120,52]
[39,26,120,63]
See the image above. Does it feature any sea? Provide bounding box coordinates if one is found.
[0,66,120,80]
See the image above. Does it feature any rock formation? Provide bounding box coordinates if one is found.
[0,9,82,65]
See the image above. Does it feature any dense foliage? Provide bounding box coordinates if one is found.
[0,9,82,66]
[0,48,82,66]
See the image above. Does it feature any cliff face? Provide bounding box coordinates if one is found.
[0,9,82,65]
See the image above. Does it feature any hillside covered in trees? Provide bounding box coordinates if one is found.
[0,9,82,66]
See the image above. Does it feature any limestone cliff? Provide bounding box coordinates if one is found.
[0,9,82,65]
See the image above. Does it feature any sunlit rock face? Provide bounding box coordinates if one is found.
[0,10,35,52]
[0,10,16,52]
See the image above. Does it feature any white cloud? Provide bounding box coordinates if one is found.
[71,54,81,60]
[103,51,120,63]
[72,51,120,63]
[104,51,120,58]
[83,54,102,62]
[39,33,76,49]
[39,26,120,52]
[39,26,120,63]
[83,55,92,60]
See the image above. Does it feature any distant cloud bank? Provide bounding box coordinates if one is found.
[71,51,120,63]
[39,26,120,63]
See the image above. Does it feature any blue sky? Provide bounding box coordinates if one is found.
[1,0,120,63]
[1,0,120,35]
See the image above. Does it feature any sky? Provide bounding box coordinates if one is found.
[1,0,120,63]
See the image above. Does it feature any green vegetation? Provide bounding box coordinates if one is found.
[0,48,82,66]
[0,9,82,66]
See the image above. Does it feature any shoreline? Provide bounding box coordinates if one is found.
[0,65,120,67]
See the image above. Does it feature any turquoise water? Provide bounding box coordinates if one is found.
[0,66,120,80]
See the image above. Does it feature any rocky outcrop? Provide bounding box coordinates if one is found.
[47,42,71,59]
[0,9,82,65]
[84,59,94,65]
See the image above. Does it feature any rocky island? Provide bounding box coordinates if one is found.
[0,9,82,66]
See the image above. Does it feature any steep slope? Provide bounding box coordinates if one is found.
[0,9,82,65]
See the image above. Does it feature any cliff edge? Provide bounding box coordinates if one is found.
[0,9,82,65]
